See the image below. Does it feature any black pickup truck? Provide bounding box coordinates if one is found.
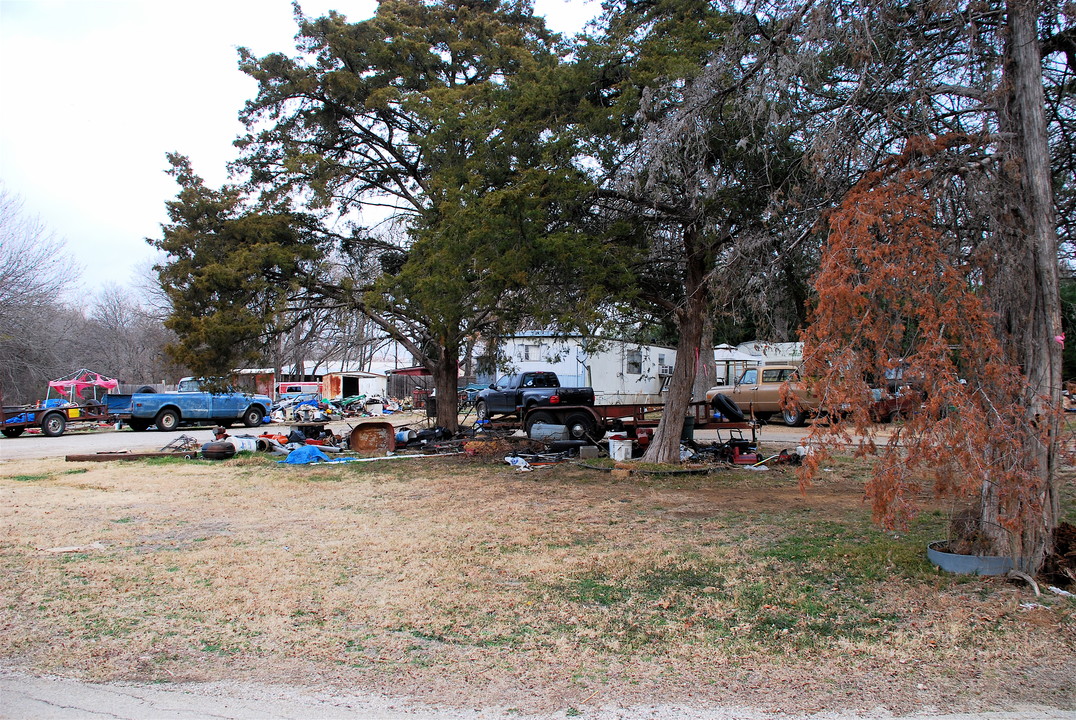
[475,371,595,427]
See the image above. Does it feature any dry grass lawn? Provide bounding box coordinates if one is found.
[0,452,1073,716]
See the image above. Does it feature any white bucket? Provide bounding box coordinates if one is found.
[230,436,259,452]
[367,403,384,416]
[609,438,633,461]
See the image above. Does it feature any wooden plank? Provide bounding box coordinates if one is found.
[65,452,197,462]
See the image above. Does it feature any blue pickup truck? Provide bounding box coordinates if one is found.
[107,378,273,432]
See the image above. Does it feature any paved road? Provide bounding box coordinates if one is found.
[2,668,1073,720]
[0,426,196,462]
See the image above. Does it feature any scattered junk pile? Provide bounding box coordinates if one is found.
[42,376,806,472]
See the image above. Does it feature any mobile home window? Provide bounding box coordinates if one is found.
[523,344,540,361]
[626,349,642,374]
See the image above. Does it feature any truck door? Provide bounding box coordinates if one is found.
[731,368,760,413]
[483,376,508,413]
[756,367,794,413]
[208,391,245,420]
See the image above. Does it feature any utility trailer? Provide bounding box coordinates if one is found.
[0,400,111,438]
[1,370,120,438]
[495,399,757,445]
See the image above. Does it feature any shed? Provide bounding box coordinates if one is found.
[321,371,387,400]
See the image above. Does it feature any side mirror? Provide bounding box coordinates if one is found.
[489,383,497,390]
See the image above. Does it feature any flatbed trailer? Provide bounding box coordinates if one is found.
[1,402,111,438]
[491,400,757,444]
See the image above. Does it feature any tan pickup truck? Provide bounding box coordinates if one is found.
[705,365,818,426]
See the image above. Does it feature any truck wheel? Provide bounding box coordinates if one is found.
[41,412,67,437]
[475,401,490,421]
[564,412,598,442]
[782,407,807,427]
[155,409,180,432]
[127,418,151,432]
[524,411,555,434]
[242,407,263,428]
[2,427,26,438]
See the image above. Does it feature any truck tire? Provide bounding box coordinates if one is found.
[2,427,26,438]
[710,394,745,423]
[475,401,490,421]
[127,418,151,432]
[242,406,263,428]
[782,406,807,427]
[41,412,67,437]
[564,412,598,442]
[134,385,156,394]
[155,408,180,432]
[524,411,556,434]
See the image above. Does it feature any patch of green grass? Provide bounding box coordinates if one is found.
[564,575,630,606]
[141,456,200,466]
[638,562,727,597]
[10,474,49,482]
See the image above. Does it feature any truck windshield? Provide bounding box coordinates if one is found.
[177,379,202,392]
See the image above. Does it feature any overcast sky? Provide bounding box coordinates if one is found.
[0,0,599,294]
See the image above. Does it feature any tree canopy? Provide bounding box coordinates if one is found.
[148,0,1074,570]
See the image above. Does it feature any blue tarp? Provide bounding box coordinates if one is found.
[278,445,331,464]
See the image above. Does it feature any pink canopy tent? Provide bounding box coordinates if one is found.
[47,369,119,402]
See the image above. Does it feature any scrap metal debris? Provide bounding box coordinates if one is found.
[160,434,200,452]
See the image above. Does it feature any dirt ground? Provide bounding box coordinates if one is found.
[0,450,1073,718]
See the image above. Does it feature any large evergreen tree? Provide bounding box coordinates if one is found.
[235,0,594,429]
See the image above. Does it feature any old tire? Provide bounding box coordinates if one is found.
[710,393,745,423]
[782,406,807,427]
[134,385,156,394]
[154,408,180,432]
[524,410,556,434]
[127,418,151,432]
[242,406,263,428]
[2,427,26,438]
[41,412,67,437]
[564,412,598,442]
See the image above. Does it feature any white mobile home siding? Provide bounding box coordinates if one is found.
[491,335,674,404]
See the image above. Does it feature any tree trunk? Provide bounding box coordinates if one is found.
[989,0,1062,571]
[693,314,716,401]
[432,344,461,432]
[643,226,709,463]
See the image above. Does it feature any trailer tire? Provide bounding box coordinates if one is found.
[524,411,556,434]
[564,412,599,442]
[710,394,745,423]
[41,412,67,437]
[155,408,180,432]
[242,406,263,428]
[127,418,151,432]
[2,427,26,438]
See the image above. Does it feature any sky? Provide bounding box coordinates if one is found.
[0,0,600,294]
